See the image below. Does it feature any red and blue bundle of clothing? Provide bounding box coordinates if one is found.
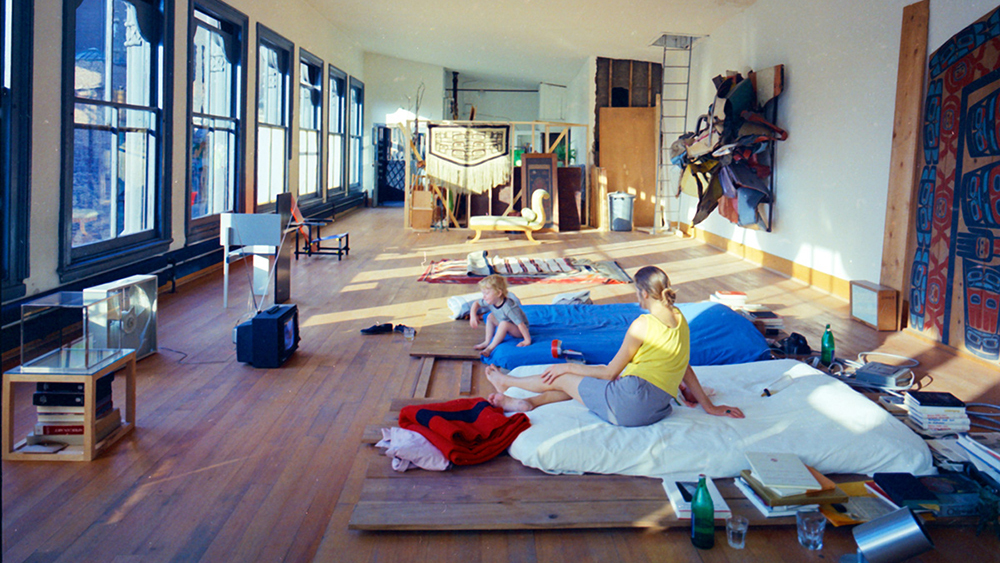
[399,398,530,465]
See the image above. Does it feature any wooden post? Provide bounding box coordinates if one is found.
[879,0,929,330]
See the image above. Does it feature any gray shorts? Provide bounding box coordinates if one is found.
[578,375,673,427]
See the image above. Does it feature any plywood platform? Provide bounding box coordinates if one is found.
[409,310,484,359]
[350,398,804,531]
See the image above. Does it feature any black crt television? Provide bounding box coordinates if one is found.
[236,304,300,368]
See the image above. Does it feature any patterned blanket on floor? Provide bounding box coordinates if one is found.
[417,257,632,285]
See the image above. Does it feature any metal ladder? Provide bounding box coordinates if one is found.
[653,36,694,234]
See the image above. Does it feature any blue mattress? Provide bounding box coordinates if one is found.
[483,301,773,370]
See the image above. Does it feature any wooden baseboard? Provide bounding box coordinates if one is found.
[681,224,851,301]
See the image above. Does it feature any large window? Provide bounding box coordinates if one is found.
[62,0,170,275]
[348,77,364,191]
[298,50,322,202]
[327,65,346,198]
[1,0,32,300]
[255,25,292,208]
[188,1,246,238]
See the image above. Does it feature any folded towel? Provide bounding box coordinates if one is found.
[399,398,530,465]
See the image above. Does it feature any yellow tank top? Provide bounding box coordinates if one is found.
[621,311,690,397]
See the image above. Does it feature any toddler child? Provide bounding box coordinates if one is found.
[470,274,531,357]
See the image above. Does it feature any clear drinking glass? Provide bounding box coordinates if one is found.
[403,327,416,341]
[726,515,749,549]
[796,509,826,550]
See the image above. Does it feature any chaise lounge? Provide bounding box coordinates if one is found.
[468,189,549,244]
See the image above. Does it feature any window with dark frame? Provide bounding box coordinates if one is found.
[255,25,292,208]
[189,1,245,237]
[298,50,323,202]
[327,65,346,198]
[1,0,32,300]
[348,76,364,192]
[62,0,171,278]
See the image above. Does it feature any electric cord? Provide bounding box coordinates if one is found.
[968,403,1000,432]
[159,346,235,365]
[818,351,920,392]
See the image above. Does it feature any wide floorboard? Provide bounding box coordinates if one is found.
[3,207,998,562]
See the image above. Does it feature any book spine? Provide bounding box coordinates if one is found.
[34,424,84,435]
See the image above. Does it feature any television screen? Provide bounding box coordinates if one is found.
[283,315,296,351]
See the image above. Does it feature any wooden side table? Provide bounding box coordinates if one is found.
[2,349,136,462]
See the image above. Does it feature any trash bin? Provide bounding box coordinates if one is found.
[608,192,635,231]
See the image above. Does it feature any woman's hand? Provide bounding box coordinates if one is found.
[705,404,745,419]
[541,364,572,385]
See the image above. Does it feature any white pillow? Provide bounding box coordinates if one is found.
[466,250,492,276]
[552,290,592,305]
[521,208,538,222]
[447,292,483,320]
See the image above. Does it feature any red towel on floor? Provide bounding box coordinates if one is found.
[399,398,531,465]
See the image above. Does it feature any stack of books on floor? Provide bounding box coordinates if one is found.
[28,372,121,447]
[709,290,748,308]
[736,305,784,336]
[664,476,732,520]
[957,433,1000,486]
[734,452,848,518]
[903,391,969,435]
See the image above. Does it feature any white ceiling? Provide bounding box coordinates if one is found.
[308,0,757,86]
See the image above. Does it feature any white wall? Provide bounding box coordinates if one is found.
[565,57,598,166]
[680,0,997,284]
[451,77,539,122]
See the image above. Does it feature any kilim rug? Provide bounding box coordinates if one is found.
[418,257,632,285]
[907,6,1000,364]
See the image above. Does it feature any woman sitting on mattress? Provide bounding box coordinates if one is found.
[487,265,745,426]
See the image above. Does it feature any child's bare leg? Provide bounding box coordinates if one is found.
[481,321,513,356]
[475,315,497,350]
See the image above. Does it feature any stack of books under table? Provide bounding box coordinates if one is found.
[734,452,848,517]
[28,372,121,449]
[904,391,970,435]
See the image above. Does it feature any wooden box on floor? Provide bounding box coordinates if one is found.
[410,191,434,230]
[850,280,899,331]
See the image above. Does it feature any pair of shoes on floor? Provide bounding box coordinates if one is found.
[360,323,393,335]
[393,324,412,333]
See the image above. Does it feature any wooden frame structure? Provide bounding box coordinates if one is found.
[399,120,590,231]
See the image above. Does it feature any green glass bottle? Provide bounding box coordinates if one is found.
[691,474,715,549]
[821,324,835,366]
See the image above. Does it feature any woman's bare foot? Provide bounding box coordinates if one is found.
[474,341,488,350]
[488,392,533,413]
[485,365,509,393]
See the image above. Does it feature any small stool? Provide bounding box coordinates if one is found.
[294,221,350,261]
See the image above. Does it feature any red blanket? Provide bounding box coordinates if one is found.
[399,398,530,465]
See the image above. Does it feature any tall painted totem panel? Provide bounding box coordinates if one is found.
[908,6,1000,366]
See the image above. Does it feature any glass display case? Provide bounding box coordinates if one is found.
[20,291,124,373]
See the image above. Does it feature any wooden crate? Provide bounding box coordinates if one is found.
[850,280,899,331]
[410,191,434,230]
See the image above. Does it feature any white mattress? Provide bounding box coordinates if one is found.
[503,359,934,481]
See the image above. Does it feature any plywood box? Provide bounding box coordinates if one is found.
[411,191,434,230]
[850,281,899,331]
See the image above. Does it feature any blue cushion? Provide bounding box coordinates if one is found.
[483,301,772,370]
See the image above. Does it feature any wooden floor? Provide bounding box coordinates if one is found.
[3,207,999,562]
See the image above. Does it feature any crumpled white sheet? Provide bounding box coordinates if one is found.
[375,427,451,472]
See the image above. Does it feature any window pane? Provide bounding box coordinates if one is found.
[258,45,283,126]
[299,129,320,197]
[75,0,153,106]
[328,133,342,191]
[328,74,343,133]
[257,124,285,205]
[190,12,239,223]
